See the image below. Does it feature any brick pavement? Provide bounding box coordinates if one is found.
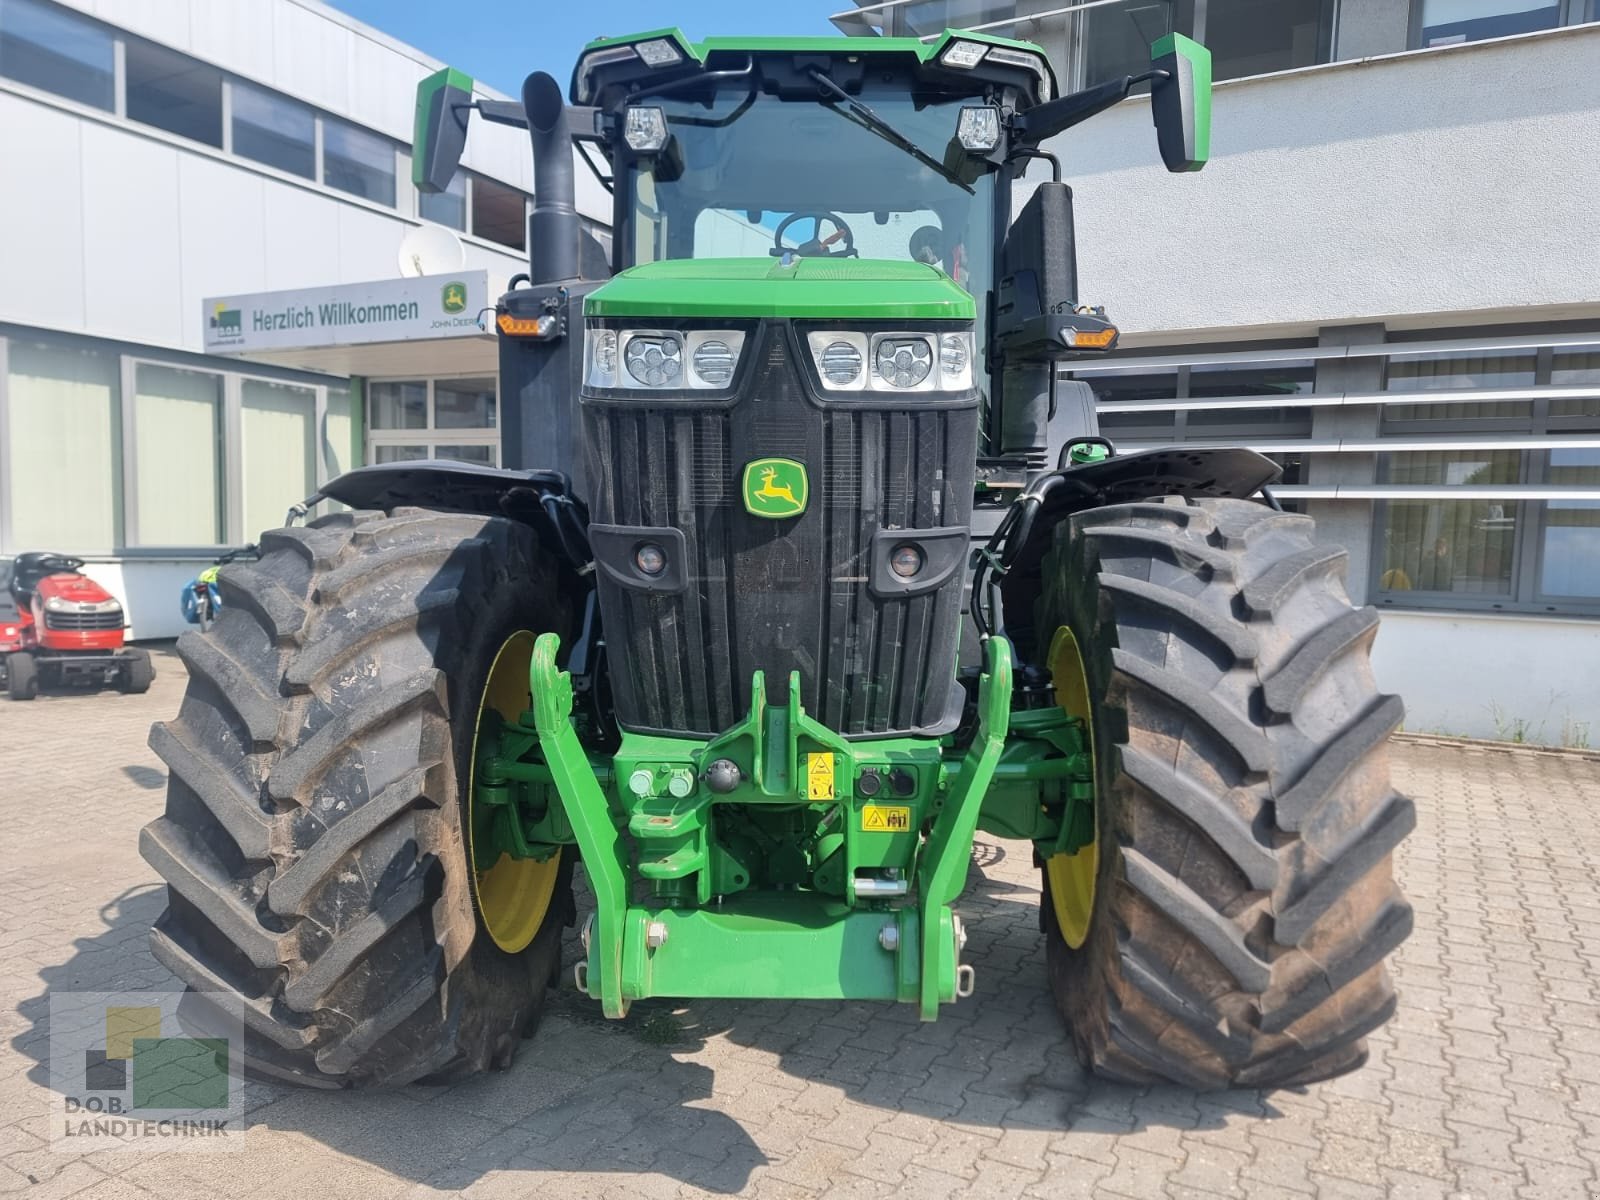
[2,646,1599,1198]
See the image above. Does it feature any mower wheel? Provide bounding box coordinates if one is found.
[120,648,155,694]
[140,509,576,1087]
[7,651,37,701]
[1036,497,1413,1089]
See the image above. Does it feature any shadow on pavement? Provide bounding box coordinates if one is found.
[11,858,1286,1194]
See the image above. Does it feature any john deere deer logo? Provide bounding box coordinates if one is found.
[742,458,808,519]
[441,281,468,314]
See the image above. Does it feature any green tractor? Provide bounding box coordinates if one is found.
[140,27,1413,1091]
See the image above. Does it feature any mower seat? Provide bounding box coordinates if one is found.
[9,551,83,605]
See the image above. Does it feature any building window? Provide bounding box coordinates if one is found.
[471,174,526,251]
[125,37,223,148]
[369,380,427,430]
[131,363,223,546]
[323,118,396,206]
[1079,1,1175,88]
[1206,0,1337,81]
[1383,349,1538,424]
[1415,0,1561,47]
[1539,449,1600,599]
[0,0,113,110]
[1184,359,1315,436]
[367,377,498,466]
[4,340,121,552]
[1373,341,1600,616]
[240,379,315,541]
[1551,351,1600,424]
[420,173,467,231]
[231,80,314,180]
[434,377,496,430]
[323,385,353,479]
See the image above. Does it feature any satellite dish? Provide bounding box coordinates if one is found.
[397,224,466,278]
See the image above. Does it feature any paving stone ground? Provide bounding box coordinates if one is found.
[3,645,1599,1199]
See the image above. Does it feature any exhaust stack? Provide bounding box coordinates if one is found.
[522,71,580,286]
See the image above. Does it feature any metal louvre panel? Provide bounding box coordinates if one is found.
[584,322,977,738]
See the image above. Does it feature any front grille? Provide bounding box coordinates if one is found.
[44,610,123,631]
[585,322,978,738]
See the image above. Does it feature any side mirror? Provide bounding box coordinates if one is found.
[413,67,475,193]
[1150,33,1211,173]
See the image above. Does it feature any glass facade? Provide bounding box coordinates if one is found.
[3,340,121,552]
[0,332,350,555]
[1417,0,1561,47]
[323,118,396,206]
[1072,329,1600,617]
[231,80,315,180]
[420,173,468,232]
[838,0,1600,86]
[3,0,526,239]
[0,0,113,110]
[125,37,223,148]
[366,378,499,467]
[241,379,316,541]
[131,364,223,546]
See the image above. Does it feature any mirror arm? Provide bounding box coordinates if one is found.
[1012,69,1169,145]
[474,99,528,129]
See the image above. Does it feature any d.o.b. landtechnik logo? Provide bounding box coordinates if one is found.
[48,991,244,1152]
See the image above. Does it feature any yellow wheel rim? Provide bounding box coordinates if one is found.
[1044,625,1098,950]
[468,630,561,954]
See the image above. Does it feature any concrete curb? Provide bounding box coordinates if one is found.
[1393,730,1600,762]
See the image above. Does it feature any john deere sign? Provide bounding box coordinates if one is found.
[202,271,493,354]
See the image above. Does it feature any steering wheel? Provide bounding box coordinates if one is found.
[771,210,857,259]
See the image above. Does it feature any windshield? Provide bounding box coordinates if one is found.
[624,84,995,294]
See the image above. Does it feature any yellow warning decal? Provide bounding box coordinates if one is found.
[806,752,835,800]
[861,805,912,833]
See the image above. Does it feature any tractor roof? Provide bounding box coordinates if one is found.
[570,27,1056,105]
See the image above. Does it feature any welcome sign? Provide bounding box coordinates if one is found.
[202,271,493,354]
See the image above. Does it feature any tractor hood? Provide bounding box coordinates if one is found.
[582,258,976,322]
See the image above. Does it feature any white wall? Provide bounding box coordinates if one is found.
[78,560,197,642]
[1372,609,1600,746]
[1049,25,1600,341]
[0,88,528,354]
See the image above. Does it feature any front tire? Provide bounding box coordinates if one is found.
[120,647,154,694]
[7,651,37,700]
[1036,498,1414,1089]
[140,509,576,1086]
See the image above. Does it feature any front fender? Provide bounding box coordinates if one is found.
[998,446,1281,662]
[312,461,592,570]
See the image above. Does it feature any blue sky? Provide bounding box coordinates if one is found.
[333,1,841,95]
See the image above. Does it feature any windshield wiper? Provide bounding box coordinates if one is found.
[807,68,973,195]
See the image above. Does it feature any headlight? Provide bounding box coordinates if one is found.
[585,328,746,390]
[623,106,669,153]
[44,596,69,612]
[691,339,736,386]
[820,341,864,387]
[876,338,932,388]
[624,335,681,386]
[957,106,1001,153]
[941,40,988,69]
[807,331,974,393]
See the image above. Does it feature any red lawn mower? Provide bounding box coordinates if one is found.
[0,553,153,701]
